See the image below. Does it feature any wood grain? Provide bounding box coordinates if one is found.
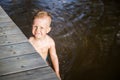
[0,67,58,80]
[0,53,48,76]
[0,42,36,59]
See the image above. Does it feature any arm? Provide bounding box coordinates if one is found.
[49,40,61,80]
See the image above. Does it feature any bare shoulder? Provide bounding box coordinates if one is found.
[46,35,55,46]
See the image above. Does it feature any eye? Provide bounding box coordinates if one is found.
[40,27,44,29]
[33,26,38,29]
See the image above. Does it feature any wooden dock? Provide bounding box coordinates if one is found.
[0,6,58,80]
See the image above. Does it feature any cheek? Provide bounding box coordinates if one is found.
[41,30,46,34]
[32,27,35,35]
[43,29,48,33]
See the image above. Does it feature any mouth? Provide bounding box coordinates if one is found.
[34,33,42,39]
[34,32,41,37]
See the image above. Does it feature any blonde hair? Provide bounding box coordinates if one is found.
[34,11,52,20]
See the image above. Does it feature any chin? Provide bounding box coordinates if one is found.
[34,35,42,39]
[36,36,42,39]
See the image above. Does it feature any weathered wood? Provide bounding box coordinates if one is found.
[0,16,11,23]
[0,53,48,76]
[0,42,36,59]
[0,33,28,46]
[0,13,23,36]
[0,7,11,23]
[0,6,27,46]
[0,6,22,36]
[0,67,58,80]
[0,21,14,27]
[0,22,22,35]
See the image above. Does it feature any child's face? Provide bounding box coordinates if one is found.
[32,17,51,39]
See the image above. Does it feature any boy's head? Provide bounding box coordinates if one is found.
[32,11,52,39]
[33,11,52,21]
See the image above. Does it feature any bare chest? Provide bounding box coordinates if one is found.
[32,41,50,59]
[35,44,49,54]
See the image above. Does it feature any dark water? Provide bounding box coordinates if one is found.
[0,0,120,80]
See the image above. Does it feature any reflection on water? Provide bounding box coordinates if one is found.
[0,0,120,80]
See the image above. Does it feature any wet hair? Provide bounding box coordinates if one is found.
[33,11,52,20]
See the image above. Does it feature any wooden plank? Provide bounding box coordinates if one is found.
[0,42,36,59]
[0,33,28,46]
[0,7,11,23]
[0,67,58,80]
[0,6,22,36]
[0,15,11,23]
[0,21,14,27]
[0,53,48,76]
[0,6,27,44]
[0,11,23,36]
[0,21,23,35]
[0,6,8,16]
[0,6,15,24]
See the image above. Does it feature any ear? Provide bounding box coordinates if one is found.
[47,27,51,33]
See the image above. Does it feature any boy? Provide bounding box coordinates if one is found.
[29,11,61,79]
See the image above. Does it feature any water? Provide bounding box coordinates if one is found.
[0,0,120,80]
